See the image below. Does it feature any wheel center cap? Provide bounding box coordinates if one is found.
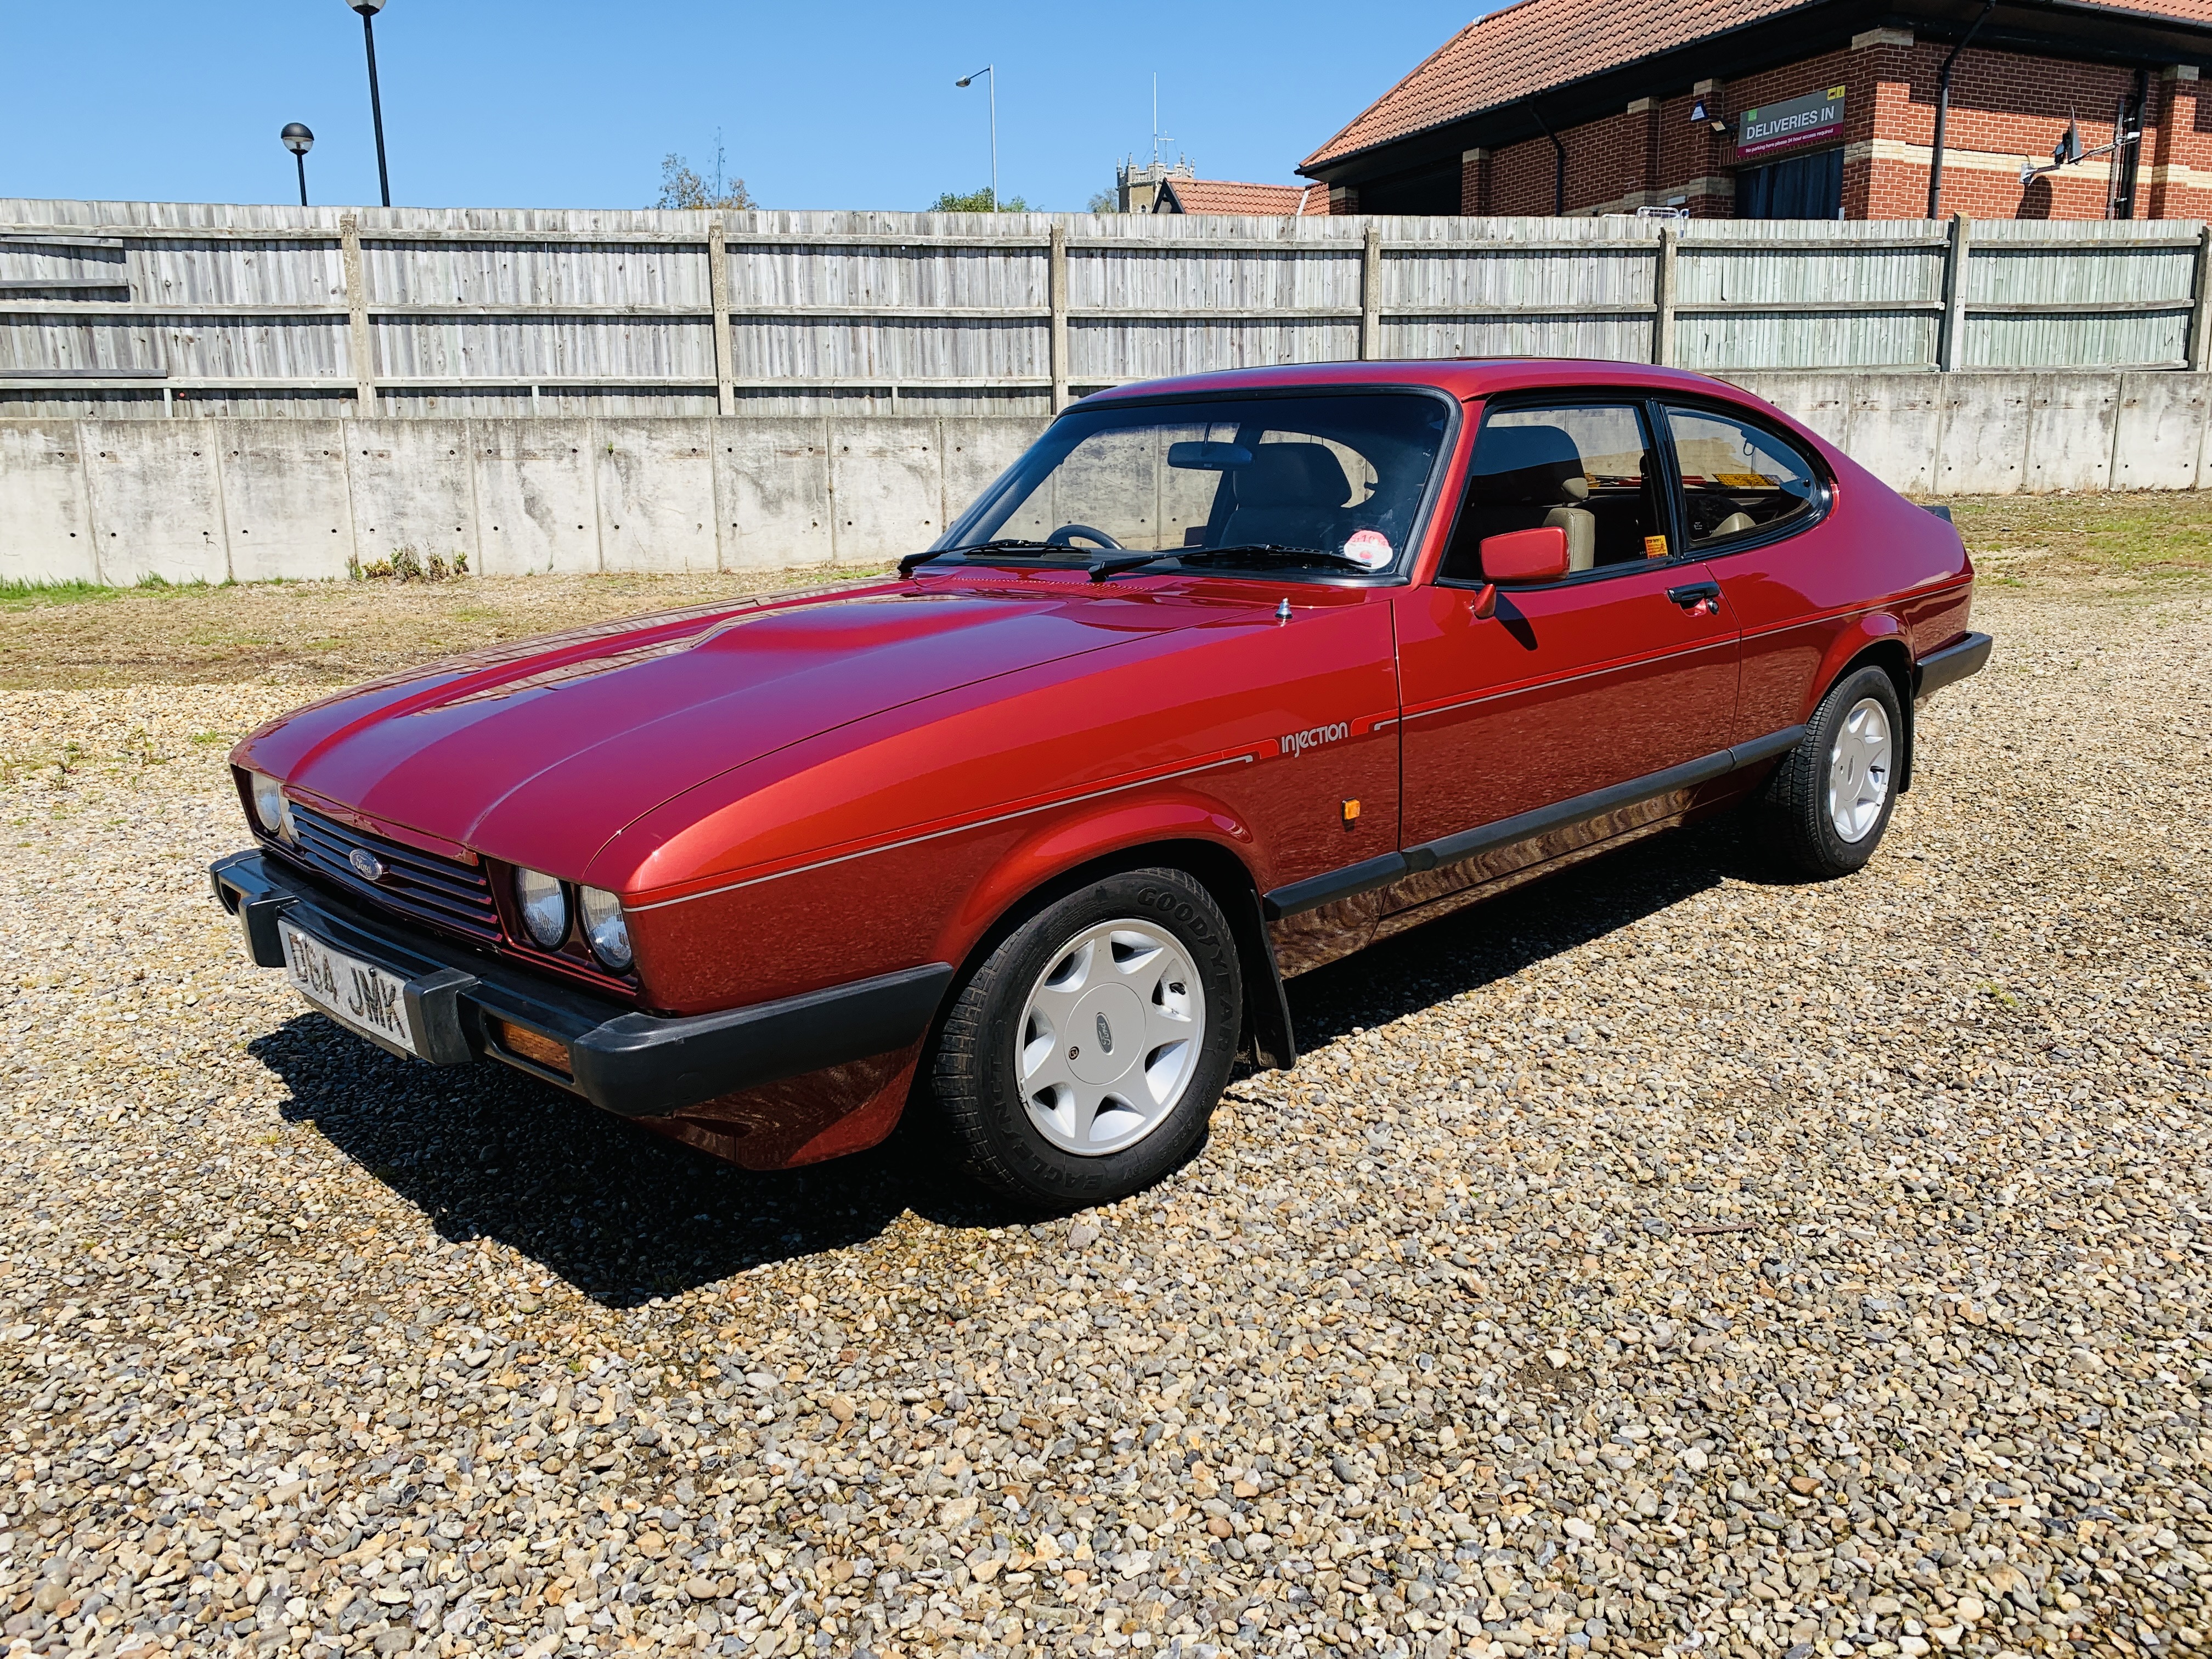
[1067,983,1146,1087]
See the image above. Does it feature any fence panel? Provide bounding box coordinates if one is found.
[1,200,2204,419]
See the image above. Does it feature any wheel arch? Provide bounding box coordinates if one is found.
[1814,622,1916,794]
[935,837,1295,1074]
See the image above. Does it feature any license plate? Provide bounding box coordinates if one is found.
[278,919,419,1057]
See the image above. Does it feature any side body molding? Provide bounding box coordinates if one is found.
[1263,724,1808,921]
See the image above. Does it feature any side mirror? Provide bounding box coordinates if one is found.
[1479,525,1570,583]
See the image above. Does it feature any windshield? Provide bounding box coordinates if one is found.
[938,391,1454,578]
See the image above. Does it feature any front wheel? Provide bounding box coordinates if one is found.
[1757,664,1903,878]
[929,867,1242,1210]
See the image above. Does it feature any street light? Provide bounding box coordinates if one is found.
[954,64,997,210]
[281,123,315,207]
[345,0,391,208]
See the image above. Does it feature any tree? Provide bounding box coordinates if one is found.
[930,187,1032,212]
[656,132,755,211]
[1086,188,1120,213]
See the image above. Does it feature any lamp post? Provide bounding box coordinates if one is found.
[281,123,316,207]
[346,0,391,208]
[954,64,997,210]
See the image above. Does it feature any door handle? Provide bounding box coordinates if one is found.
[1667,580,1722,617]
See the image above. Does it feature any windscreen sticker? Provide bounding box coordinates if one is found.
[1342,529,1393,570]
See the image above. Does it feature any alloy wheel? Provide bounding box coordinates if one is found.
[1014,918,1205,1156]
[1826,695,1893,843]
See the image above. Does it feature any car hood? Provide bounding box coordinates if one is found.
[239,581,1211,874]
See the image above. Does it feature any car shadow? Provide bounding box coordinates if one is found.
[247,811,1774,1306]
[1280,812,1768,1051]
[247,1020,1036,1310]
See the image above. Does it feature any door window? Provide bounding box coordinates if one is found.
[1442,404,1669,583]
[1663,407,1822,549]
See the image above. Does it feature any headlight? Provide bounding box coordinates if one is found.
[512,868,569,949]
[578,885,633,971]
[249,771,296,842]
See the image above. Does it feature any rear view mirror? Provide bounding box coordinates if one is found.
[1167,441,1253,471]
[1480,526,1570,583]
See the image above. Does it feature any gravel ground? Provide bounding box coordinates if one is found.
[2,575,2210,1659]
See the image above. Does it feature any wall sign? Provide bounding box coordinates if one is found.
[1736,86,1846,157]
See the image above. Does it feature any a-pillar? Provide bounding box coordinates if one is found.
[2145,65,2209,220]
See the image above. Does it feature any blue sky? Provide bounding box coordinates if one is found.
[2,2,1477,212]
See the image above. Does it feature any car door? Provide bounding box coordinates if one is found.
[1393,397,1741,873]
[1656,399,1838,744]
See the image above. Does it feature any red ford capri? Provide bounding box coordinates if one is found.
[213,359,1990,1207]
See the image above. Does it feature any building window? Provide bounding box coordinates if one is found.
[1736,146,1843,219]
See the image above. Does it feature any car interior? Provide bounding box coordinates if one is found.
[1441,405,1666,583]
[1667,406,1821,547]
[1205,439,1361,550]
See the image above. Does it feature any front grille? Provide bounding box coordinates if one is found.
[279,805,503,943]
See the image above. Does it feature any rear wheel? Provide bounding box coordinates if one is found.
[930,867,1242,1210]
[1758,664,1902,877]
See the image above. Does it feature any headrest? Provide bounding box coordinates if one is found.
[1471,422,1587,504]
[1234,443,1352,510]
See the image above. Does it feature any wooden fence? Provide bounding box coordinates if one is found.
[3,200,2207,420]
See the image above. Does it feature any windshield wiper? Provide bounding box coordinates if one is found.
[898,539,1080,576]
[1171,543,1381,574]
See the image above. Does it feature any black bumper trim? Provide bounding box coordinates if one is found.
[1259,851,1410,921]
[1261,724,1808,921]
[210,849,952,1120]
[1915,631,1992,700]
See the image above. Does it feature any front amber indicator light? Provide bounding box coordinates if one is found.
[489,1018,572,1076]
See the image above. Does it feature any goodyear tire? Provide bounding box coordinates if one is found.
[1758,664,1904,878]
[930,867,1242,1210]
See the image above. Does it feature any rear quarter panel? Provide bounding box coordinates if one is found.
[1712,436,1974,739]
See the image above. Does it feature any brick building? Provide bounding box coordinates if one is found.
[1295,0,2212,221]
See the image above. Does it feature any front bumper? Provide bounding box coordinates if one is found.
[210,850,951,1119]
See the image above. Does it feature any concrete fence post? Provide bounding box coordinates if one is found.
[1361,225,1383,360]
[2187,223,2212,374]
[1653,225,1679,368]
[1938,212,1972,373]
[707,219,735,417]
[1048,225,1070,413]
[339,214,377,416]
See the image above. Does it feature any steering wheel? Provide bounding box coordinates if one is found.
[1046,523,1123,551]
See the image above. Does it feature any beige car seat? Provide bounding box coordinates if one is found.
[1455,422,1600,580]
[1710,510,1758,538]
[1544,476,1596,572]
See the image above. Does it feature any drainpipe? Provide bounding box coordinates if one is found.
[1532,106,1568,215]
[1927,0,1996,218]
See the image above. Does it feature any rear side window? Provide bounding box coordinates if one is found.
[1664,406,1822,549]
[1441,404,1668,583]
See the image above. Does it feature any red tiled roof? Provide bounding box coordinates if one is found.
[1303,0,2212,169]
[1159,177,1329,216]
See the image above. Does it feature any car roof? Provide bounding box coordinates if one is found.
[1077,358,1755,405]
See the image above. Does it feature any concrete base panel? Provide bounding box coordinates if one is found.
[80,421,229,585]
[472,420,602,576]
[0,422,97,585]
